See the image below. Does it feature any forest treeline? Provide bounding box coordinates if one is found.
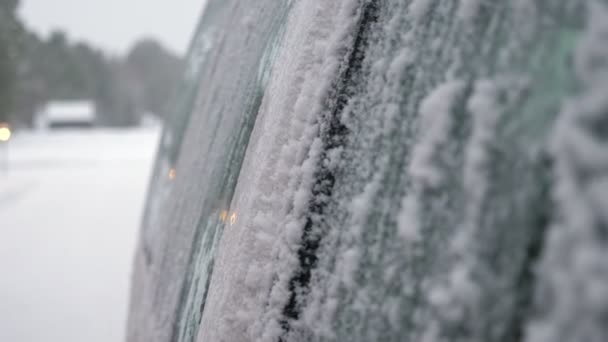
[1,0,184,127]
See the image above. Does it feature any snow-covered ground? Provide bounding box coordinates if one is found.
[0,127,160,342]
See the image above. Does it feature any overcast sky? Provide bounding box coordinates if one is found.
[18,0,207,56]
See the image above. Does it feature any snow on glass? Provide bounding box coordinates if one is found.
[128,1,608,342]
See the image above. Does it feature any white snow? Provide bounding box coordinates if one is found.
[0,127,159,342]
[398,80,465,244]
[419,79,503,341]
[409,80,465,189]
[458,0,482,21]
[462,80,501,227]
[125,1,608,341]
[196,1,364,341]
[408,0,433,21]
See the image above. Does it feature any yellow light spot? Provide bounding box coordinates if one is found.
[168,168,176,180]
[0,125,11,142]
[219,210,228,223]
[230,212,237,226]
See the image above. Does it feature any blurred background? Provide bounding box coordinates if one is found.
[0,1,204,341]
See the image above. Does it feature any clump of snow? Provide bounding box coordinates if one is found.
[462,80,501,222]
[397,194,422,243]
[408,0,434,21]
[387,47,415,79]
[422,79,503,341]
[341,167,385,287]
[458,0,482,21]
[410,80,465,189]
[398,80,465,244]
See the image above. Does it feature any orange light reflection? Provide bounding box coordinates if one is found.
[219,210,228,223]
[230,212,237,226]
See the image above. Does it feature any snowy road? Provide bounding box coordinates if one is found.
[0,128,160,342]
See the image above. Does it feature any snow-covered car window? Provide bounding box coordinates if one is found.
[129,1,608,342]
[128,2,292,342]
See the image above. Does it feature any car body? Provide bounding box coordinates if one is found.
[127,1,608,342]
